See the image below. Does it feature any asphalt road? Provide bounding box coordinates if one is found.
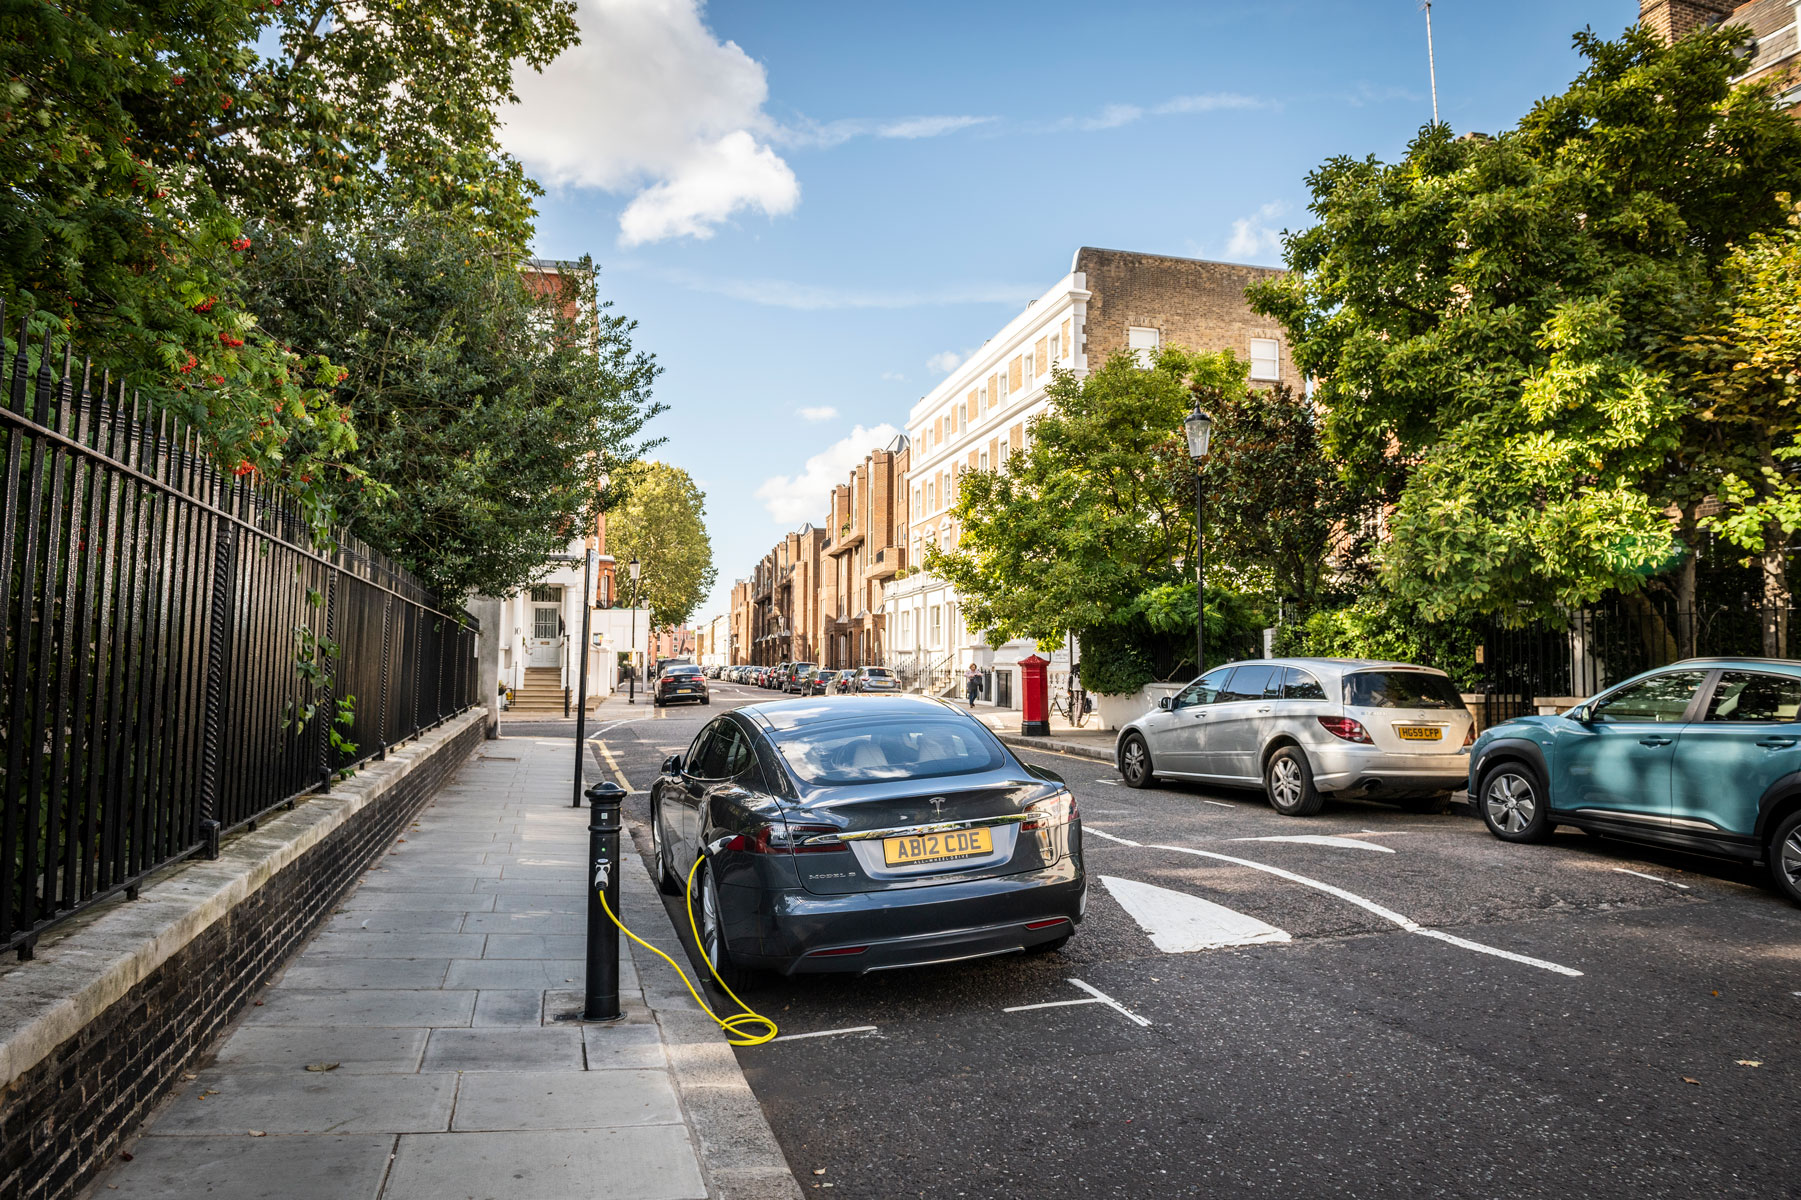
[577,683,1801,1200]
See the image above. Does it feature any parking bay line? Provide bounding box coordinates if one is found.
[1085,827,1142,847]
[1614,867,1690,890]
[1067,978,1152,1027]
[772,1025,879,1043]
[1004,997,1107,1013]
[1150,844,1583,978]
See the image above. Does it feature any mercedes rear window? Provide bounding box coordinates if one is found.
[1343,671,1465,710]
[769,718,1004,785]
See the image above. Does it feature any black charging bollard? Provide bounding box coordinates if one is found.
[584,780,629,1021]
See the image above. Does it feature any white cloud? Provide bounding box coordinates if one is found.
[796,406,838,421]
[757,425,901,525]
[926,350,966,375]
[1226,201,1289,263]
[500,0,798,245]
[1153,93,1266,115]
[780,114,995,148]
[880,371,906,382]
[1043,92,1269,133]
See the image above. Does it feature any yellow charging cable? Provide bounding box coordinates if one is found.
[597,856,778,1047]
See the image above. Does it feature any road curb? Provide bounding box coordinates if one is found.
[994,730,1118,765]
[621,823,804,1200]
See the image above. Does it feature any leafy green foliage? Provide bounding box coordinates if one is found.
[1250,24,1801,623]
[606,463,719,635]
[0,0,577,530]
[1290,595,1483,692]
[933,348,1282,691]
[241,213,662,600]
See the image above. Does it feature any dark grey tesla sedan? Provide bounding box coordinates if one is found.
[648,696,1085,987]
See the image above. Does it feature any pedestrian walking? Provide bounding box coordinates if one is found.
[965,663,982,708]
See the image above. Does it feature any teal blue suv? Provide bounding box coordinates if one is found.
[1469,658,1801,905]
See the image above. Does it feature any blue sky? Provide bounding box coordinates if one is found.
[501,0,1641,622]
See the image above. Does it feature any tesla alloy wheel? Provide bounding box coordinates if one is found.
[1479,762,1551,843]
[697,861,756,993]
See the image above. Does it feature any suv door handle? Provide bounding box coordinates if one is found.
[1256,707,1273,714]
[1757,737,1799,749]
[1638,736,1673,747]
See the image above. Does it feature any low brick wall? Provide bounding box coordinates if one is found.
[0,710,484,1200]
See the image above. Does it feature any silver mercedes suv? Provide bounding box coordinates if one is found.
[1115,658,1474,815]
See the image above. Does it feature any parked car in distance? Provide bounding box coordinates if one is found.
[1470,658,1801,905]
[647,696,1084,986]
[1115,658,1474,815]
[655,664,710,708]
[769,662,791,690]
[786,663,827,695]
[833,669,858,694]
[855,666,901,694]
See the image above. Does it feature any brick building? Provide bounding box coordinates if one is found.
[882,247,1291,705]
[819,436,912,670]
[1641,0,1800,106]
[742,525,830,667]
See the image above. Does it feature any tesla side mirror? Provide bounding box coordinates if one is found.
[1158,696,1172,711]
[662,754,683,776]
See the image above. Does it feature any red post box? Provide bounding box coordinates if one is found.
[1019,654,1050,736]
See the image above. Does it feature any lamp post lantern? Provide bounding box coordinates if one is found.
[1184,396,1214,678]
[627,556,642,704]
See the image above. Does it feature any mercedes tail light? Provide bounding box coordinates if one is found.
[1318,716,1374,744]
[1463,723,1477,747]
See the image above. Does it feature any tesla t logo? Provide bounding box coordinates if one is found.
[930,797,945,818]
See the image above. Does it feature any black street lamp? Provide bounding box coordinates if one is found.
[1184,396,1214,677]
[626,556,642,704]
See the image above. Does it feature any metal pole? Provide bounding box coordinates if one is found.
[628,588,637,704]
[573,550,594,808]
[1423,0,1440,126]
[1195,468,1206,676]
[584,779,626,1021]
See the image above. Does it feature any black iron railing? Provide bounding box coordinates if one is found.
[1,309,480,956]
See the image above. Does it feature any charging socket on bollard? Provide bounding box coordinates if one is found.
[584,779,629,1021]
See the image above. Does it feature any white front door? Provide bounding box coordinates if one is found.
[528,587,562,668]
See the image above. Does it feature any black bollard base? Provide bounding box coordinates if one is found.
[1021,719,1051,736]
[583,780,629,1022]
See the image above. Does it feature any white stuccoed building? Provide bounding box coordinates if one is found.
[882,247,1295,712]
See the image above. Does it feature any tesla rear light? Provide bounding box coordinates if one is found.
[1317,716,1374,744]
[725,822,844,854]
[1021,789,1076,831]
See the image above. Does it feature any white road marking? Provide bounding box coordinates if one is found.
[587,716,649,740]
[1068,978,1152,1027]
[1201,800,1236,809]
[1100,875,1291,953]
[1234,835,1396,854]
[1093,779,1121,786]
[1003,997,1106,1013]
[772,1025,878,1043]
[1613,867,1690,889]
[1085,827,1142,847]
[1152,844,1583,977]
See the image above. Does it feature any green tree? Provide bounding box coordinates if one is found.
[1686,201,1801,654]
[1199,382,1358,603]
[1249,23,1801,627]
[1,0,576,524]
[931,348,1266,693]
[241,212,663,601]
[607,463,718,637]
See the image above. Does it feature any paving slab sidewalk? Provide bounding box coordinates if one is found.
[87,738,801,1200]
[975,709,1118,764]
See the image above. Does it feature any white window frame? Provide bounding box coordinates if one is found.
[1250,338,1281,382]
[1050,332,1061,363]
[998,372,1009,404]
[1128,326,1160,369]
[978,450,989,471]
[1024,351,1035,381]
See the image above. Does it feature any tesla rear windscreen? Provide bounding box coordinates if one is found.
[770,719,1004,785]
